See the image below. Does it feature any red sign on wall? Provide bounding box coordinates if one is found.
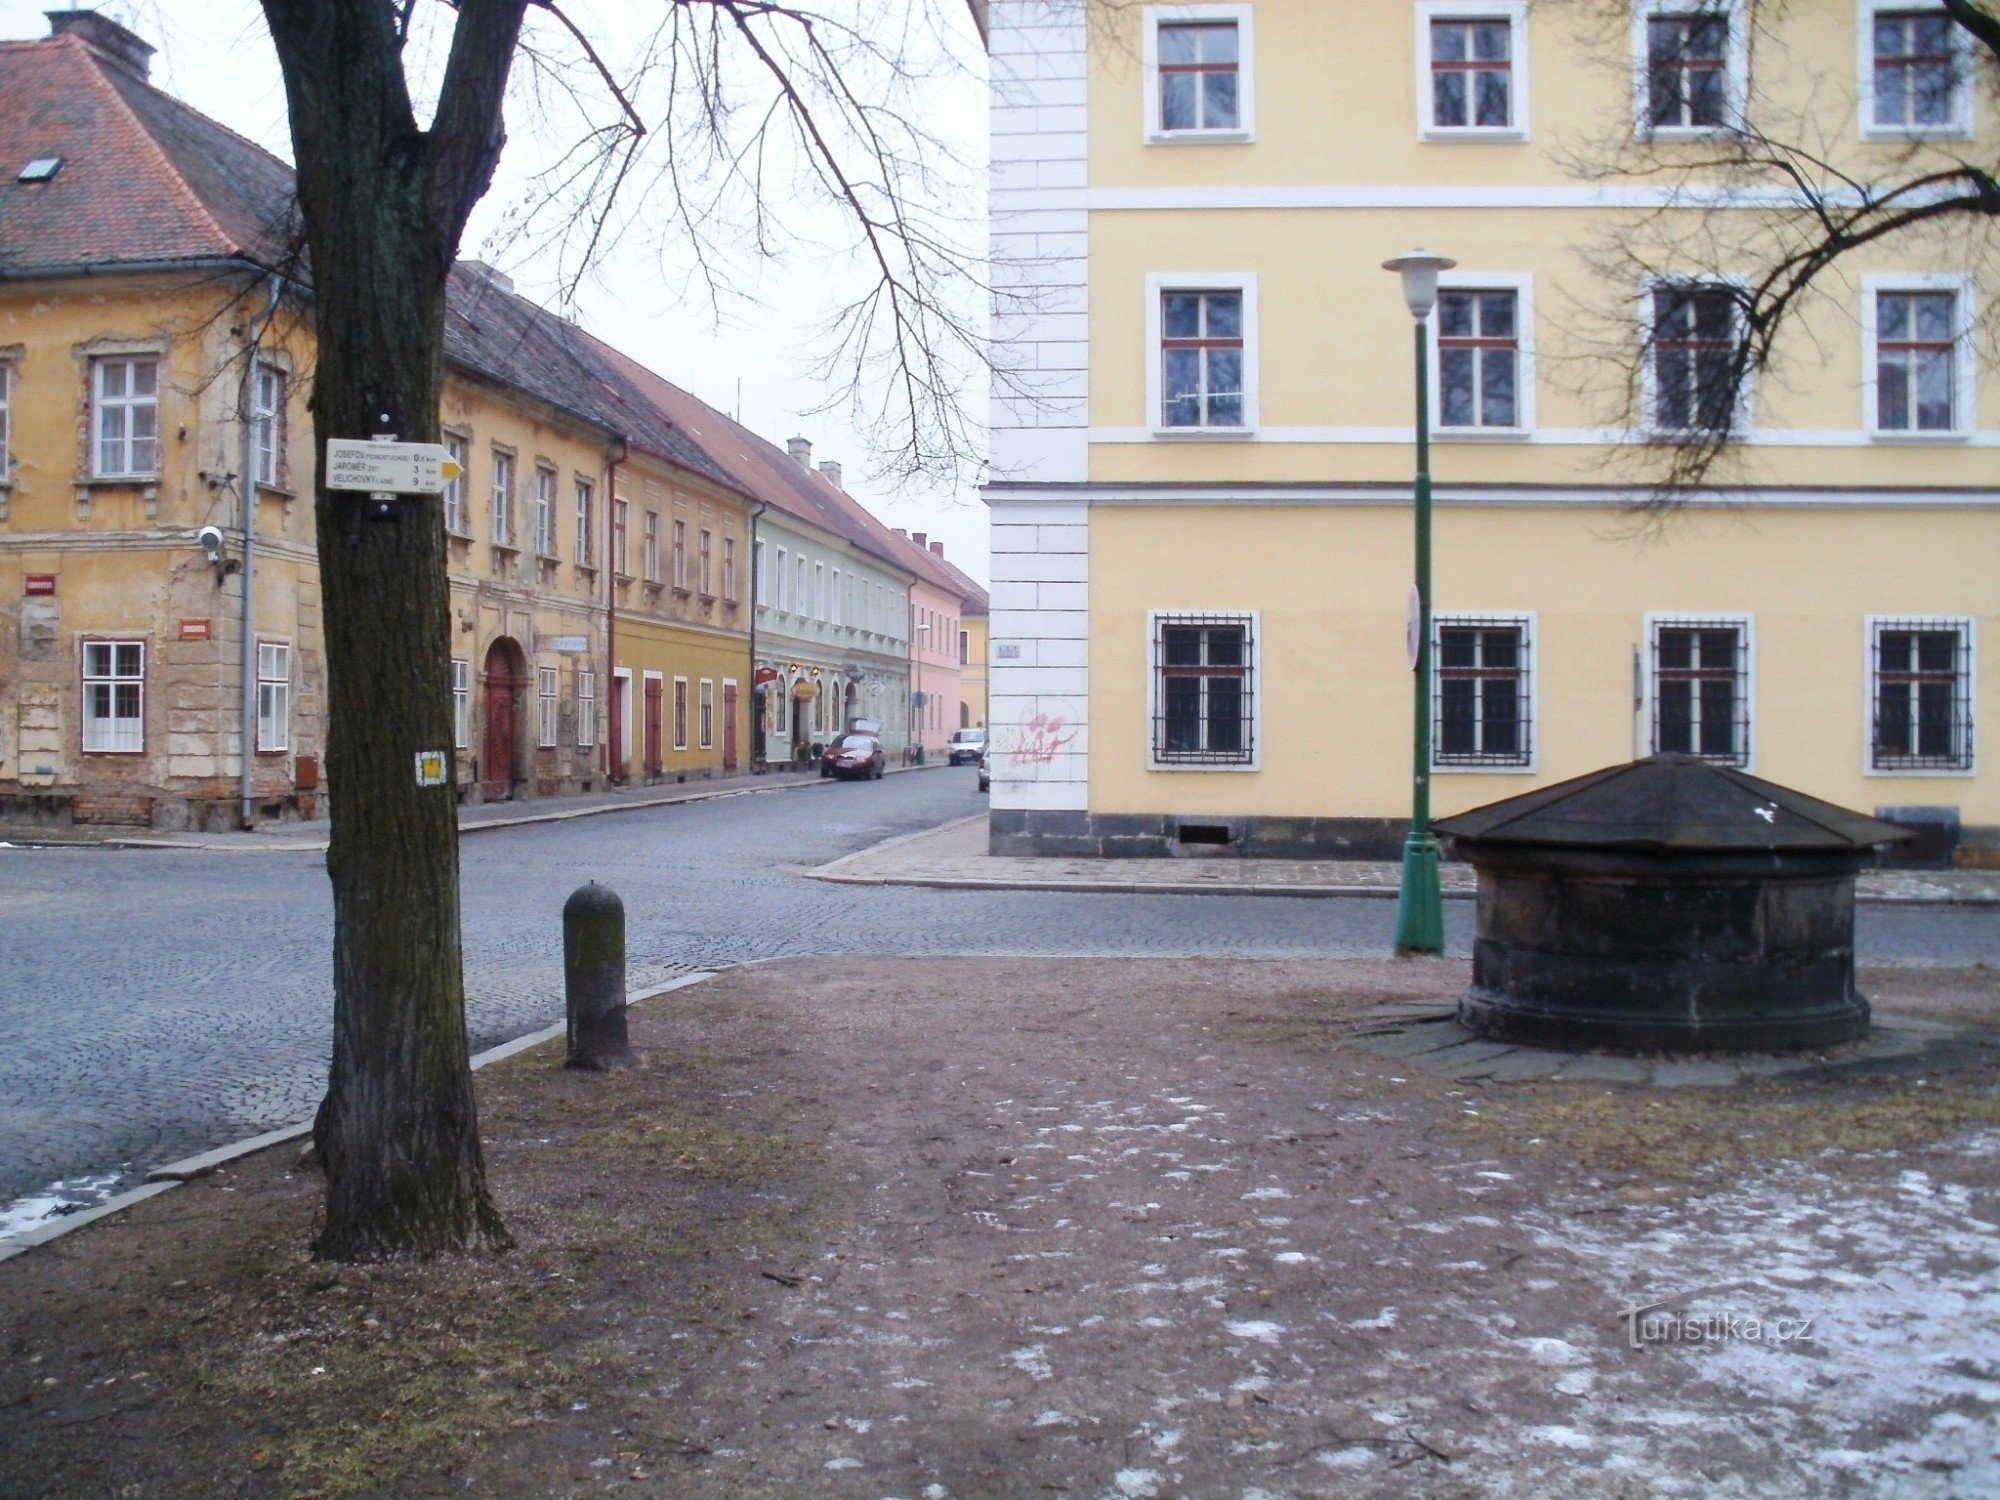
[179,619,211,641]
[753,665,780,687]
[24,575,55,596]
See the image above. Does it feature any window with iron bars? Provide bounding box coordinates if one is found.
[1153,614,1254,767]
[1871,618,1974,771]
[1651,617,1750,766]
[1435,615,1532,768]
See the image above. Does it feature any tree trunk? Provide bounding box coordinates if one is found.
[262,0,528,1260]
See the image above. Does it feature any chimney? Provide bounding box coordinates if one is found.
[911,533,928,551]
[818,460,843,489]
[893,528,909,538]
[787,437,812,470]
[930,541,946,558]
[46,10,153,80]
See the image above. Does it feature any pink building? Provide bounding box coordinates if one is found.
[888,530,988,761]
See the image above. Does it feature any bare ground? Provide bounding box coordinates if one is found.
[2,957,1997,1500]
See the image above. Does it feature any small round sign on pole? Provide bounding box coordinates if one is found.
[1405,583,1423,671]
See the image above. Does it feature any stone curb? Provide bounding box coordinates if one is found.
[41,762,949,855]
[0,970,719,1265]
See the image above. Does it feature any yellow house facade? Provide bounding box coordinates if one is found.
[980,0,1999,863]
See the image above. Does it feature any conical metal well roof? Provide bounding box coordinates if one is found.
[1433,755,1913,853]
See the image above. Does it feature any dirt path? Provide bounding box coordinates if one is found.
[3,958,1997,1499]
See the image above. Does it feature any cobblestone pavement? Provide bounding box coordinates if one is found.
[815,814,2000,905]
[1,767,1995,1218]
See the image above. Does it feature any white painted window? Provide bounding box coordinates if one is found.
[814,562,826,621]
[250,361,284,487]
[724,537,737,602]
[490,449,515,544]
[1864,276,1976,438]
[776,547,790,611]
[256,640,291,752]
[1647,615,1753,768]
[830,568,842,627]
[753,538,765,605]
[1634,1,1746,138]
[673,676,689,750]
[1644,279,1749,434]
[0,362,12,475]
[1143,4,1255,144]
[1418,2,1528,139]
[1868,617,1975,773]
[1434,614,1534,770]
[93,356,159,477]
[672,517,688,589]
[1434,277,1535,432]
[81,639,145,752]
[452,657,471,749]
[612,498,629,575]
[644,510,661,583]
[534,465,558,556]
[1861,3,1973,139]
[577,670,597,748]
[699,528,713,596]
[796,556,809,617]
[442,434,469,535]
[1148,273,1258,434]
[699,678,714,749]
[538,665,560,748]
[574,477,594,564]
[1148,612,1258,770]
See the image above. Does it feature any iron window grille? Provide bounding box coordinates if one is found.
[1875,289,1958,432]
[1438,290,1520,428]
[1161,289,1245,428]
[1651,619,1750,766]
[1872,619,1973,771]
[1153,614,1255,766]
[1430,18,1513,128]
[1873,10,1959,128]
[1158,21,1240,131]
[1650,283,1741,432]
[1646,12,1731,129]
[1435,616,1532,767]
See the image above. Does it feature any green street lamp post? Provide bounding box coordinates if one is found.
[1382,249,1456,957]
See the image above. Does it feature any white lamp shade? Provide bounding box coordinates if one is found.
[1382,249,1458,319]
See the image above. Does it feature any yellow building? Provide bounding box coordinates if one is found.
[0,14,753,829]
[961,601,989,730]
[980,0,1998,863]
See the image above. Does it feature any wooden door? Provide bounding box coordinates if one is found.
[722,683,739,771]
[482,641,517,799]
[643,677,664,778]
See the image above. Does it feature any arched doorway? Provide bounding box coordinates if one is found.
[791,679,815,763]
[482,637,526,800]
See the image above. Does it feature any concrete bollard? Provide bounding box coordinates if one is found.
[564,881,634,1070]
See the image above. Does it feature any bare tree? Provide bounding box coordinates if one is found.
[255,0,985,1260]
[1548,0,1998,494]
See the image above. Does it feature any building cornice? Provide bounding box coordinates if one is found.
[982,482,2000,510]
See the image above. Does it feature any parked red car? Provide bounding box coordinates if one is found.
[822,733,887,780]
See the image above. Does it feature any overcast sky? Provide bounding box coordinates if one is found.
[4,1,994,582]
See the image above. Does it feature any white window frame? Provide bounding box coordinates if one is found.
[699,527,714,597]
[1432,611,1538,773]
[1631,0,1748,141]
[753,537,765,606]
[533,464,558,557]
[1145,608,1261,773]
[250,360,285,488]
[699,677,715,749]
[1416,1,1530,142]
[612,497,629,576]
[673,674,690,751]
[1431,272,1537,437]
[1864,615,1976,776]
[451,657,471,749]
[672,516,689,590]
[537,664,560,748]
[644,510,661,583]
[814,561,826,620]
[256,639,292,752]
[796,556,809,616]
[1145,272,1260,439]
[92,355,160,479]
[1638,274,1754,438]
[490,448,515,545]
[441,432,470,536]
[1861,274,1978,441]
[723,536,737,603]
[0,361,13,478]
[574,476,595,565]
[1858,1,1975,141]
[830,568,842,626]
[81,637,146,753]
[1644,612,1755,771]
[1142,3,1256,146]
[577,669,597,749]
[776,546,790,611]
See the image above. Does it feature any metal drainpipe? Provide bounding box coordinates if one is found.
[747,501,765,771]
[604,439,628,784]
[238,273,284,829]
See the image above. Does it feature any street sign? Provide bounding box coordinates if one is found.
[753,666,780,687]
[546,635,591,654]
[324,438,464,495]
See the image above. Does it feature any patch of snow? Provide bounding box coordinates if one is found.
[1225,1320,1285,1344]
[1007,1345,1053,1381]
[823,1456,863,1471]
[1113,1468,1163,1498]
[1523,1426,1597,1450]
[1349,1308,1399,1330]
[1242,1187,1294,1201]
[1315,1446,1379,1470]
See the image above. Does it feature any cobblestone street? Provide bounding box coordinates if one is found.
[2,768,1995,1216]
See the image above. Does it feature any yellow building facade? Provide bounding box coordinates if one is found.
[981,0,1999,861]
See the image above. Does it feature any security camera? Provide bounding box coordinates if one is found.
[197,525,226,563]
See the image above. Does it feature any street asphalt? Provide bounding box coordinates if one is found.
[2,766,1996,1216]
